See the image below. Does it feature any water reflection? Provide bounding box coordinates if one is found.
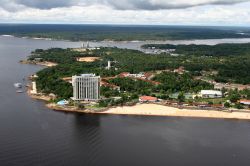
[73,114,104,166]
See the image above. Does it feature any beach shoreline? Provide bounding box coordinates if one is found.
[25,77,250,120]
[44,102,250,120]
[20,60,58,67]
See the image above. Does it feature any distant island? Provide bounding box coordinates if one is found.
[20,41,250,120]
[1,24,250,41]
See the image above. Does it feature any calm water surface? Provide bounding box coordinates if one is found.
[1,36,250,166]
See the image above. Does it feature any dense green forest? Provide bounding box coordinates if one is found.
[142,43,250,84]
[153,72,213,93]
[29,43,250,99]
[142,43,250,57]
[1,24,250,41]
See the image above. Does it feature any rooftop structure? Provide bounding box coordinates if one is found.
[57,100,69,106]
[101,80,121,91]
[139,96,158,102]
[214,83,250,91]
[200,90,223,98]
[174,66,185,74]
[118,72,160,85]
[239,100,250,105]
[119,72,146,79]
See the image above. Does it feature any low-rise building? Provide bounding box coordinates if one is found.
[174,66,185,74]
[57,99,69,106]
[139,96,158,102]
[119,72,146,79]
[200,90,223,98]
[239,100,250,106]
[101,80,121,91]
[214,83,250,91]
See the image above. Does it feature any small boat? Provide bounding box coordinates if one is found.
[16,90,24,93]
[14,83,22,88]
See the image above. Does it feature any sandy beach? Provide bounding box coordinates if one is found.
[45,103,250,120]
[76,57,101,62]
[99,104,250,120]
[20,60,57,67]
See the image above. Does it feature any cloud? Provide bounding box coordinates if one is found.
[14,0,77,9]
[0,0,249,10]
[0,0,249,26]
[100,0,250,10]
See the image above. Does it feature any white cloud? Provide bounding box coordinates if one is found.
[0,0,249,10]
[0,0,249,25]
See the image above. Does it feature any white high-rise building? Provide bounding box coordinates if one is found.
[72,74,100,101]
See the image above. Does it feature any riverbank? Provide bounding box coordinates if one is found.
[20,60,57,67]
[45,102,250,120]
[24,68,250,120]
[27,85,52,102]
[25,77,250,120]
[101,104,250,120]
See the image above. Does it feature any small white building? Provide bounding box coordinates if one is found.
[200,90,223,98]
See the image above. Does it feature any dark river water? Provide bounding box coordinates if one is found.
[1,36,250,166]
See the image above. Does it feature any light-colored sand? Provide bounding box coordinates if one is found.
[37,61,58,67]
[77,57,100,62]
[100,104,250,120]
[20,60,57,67]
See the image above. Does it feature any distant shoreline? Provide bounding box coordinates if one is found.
[3,34,250,43]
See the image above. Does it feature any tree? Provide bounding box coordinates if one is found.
[77,103,85,110]
[178,92,185,102]
[224,102,231,108]
[208,101,213,105]
[99,100,109,107]
[228,90,240,103]
[234,103,244,109]
[160,94,169,100]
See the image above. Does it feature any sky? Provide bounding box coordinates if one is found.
[0,0,250,26]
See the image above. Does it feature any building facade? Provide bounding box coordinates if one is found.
[200,90,223,98]
[72,74,100,101]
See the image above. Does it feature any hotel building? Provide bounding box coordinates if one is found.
[72,74,100,101]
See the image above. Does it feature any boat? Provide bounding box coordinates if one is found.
[16,90,24,93]
[14,83,22,88]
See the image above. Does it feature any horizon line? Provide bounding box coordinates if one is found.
[0,22,250,28]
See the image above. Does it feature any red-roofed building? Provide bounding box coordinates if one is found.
[139,96,158,102]
[144,72,154,80]
[240,100,250,105]
[101,80,121,91]
[174,66,185,74]
[119,72,130,78]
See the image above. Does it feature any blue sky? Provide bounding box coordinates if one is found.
[0,0,250,26]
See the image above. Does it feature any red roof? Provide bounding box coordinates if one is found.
[101,81,120,89]
[139,96,158,101]
[119,72,130,77]
[144,72,153,79]
[240,100,250,104]
[240,99,250,102]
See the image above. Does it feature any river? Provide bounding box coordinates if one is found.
[1,36,250,166]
